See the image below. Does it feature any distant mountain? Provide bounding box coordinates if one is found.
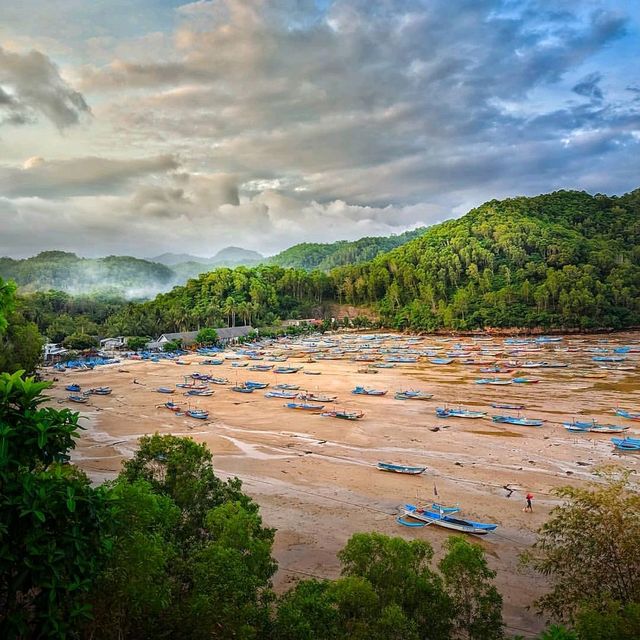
[268,228,426,270]
[211,246,263,264]
[0,251,174,297]
[152,252,210,265]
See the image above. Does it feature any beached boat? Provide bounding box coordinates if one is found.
[231,385,254,393]
[593,356,626,362]
[614,408,640,420]
[68,394,88,403]
[394,390,433,400]
[209,377,229,385]
[611,437,640,451]
[184,389,214,396]
[563,420,628,434]
[377,462,426,475]
[352,386,387,396]
[436,407,486,419]
[162,401,182,412]
[490,402,525,410]
[89,387,112,395]
[475,378,513,385]
[398,504,497,535]
[264,390,298,399]
[429,358,454,365]
[186,409,209,420]
[175,360,189,365]
[299,392,337,402]
[65,384,81,392]
[249,364,273,371]
[273,366,302,374]
[357,367,378,374]
[492,415,543,427]
[156,387,175,394]
[512,377,539,384]
[274,383,300,390]
[201,358,224,365]
[232,362,249,367]
[321,409,364,420]
[304,371,322,375]
[244,381,269,389]
[285,402,325,411]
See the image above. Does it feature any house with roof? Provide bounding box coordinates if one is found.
[147,326,254,350]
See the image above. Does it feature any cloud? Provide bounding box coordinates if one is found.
[0,155,178,198]
[0,46,90,128]
[573,72,604,101]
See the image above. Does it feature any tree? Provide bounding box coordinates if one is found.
[0,316,43,374]
[438,536,504,639]
[162,339,182,352]
[126,336,149,351]
[521,467,640,621]
[0,278,17,336]
[0,371,108,637]
[196,327,219,346]
[63,332,98,350]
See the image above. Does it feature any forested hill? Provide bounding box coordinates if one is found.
[331,189,640,329]
[268,228,426,270]
[0,252,175,297]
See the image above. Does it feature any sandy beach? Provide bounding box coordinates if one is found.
[44,332,640,636]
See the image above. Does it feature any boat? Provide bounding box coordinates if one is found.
[304,371,322,375]
[65,384,81,392]
[89,387,112,395]
[491,402,525,410]
[512,377,539,384]
[156,387,175,394]
[298,392,337,402]
[249,364,273,371]
[162,401,182,412]
[175,360,189,365]
[274,383,300,390]
[186,409,209,420]
[492,415,543,427]
[593,356,626,362]
[274,366,302,374]
[475,378,513,385]
[264,390,298,399]
[436,407,486,419]
[429,358,454,365]
[394,390,433,400]
[285,402,325,410]
[232,362,248,367]
[563,420,628,434]
[321,409,364,420]
[397,504,497,535]
[377,462,426,475]
[611,437,640,451]
[201,358,224,365]
[68,394,88,403]
[357,367,378,374]
[352,386,387,396]
[244,381,269,389]
[184,389,214,396]
[209,377,229,385]
[614,408,640,421]
[231,385,254,393]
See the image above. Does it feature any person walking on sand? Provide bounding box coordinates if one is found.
[524,492,533,513]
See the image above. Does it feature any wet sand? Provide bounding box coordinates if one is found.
[45,332,640,636]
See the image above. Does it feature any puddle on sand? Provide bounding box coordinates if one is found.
[470,430,523,438]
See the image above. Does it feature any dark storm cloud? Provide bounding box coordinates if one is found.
[0,46,90,128]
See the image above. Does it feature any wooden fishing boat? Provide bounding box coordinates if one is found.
[244,381,269,389]
[563,420,628,434]
[352,386,387,396]
[611,437,640,451]
[231,385,254,393]
[274,383,300,390]
[475,378,513,385]
[490,402,525,410]
[274,366,302,374]
[162,401,182,412]
[264,391,298,399]
[156,387,175,394]
[209,377,229,385]
[285,402,325,410]
[321,409,364,420]
[394,390,433,400]
[429,358,454,365]
[512,377,539,384]
[65,384,81,392]
[377,462,426,475]
[304,370,322,375]
[299,392,337,402]
[614,408,640,421]
[357,367,378,374]
[232,362,249,367]
[436,407,486,418]
[89,387,112,395]
[186,409,209,420]
[68,394,88,403]
[398,504,497,535]
[184,389,214,396]
[492,415,543,427]
[249,364,273,371]
[201,358,223,365]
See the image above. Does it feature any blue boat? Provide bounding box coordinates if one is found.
[593,356,626,362]
[398,504,497,535]
[274,383,300,390]
[475,378,512,385]
[186,409,209,420]
[156,387,175,394]
[491,402,525,410]
[492,415,543,427]
[377,462,426,475]
[231,385,254,393]
[201,358,224,365]
[274,366,302,374]
[249,364,273,371]
[564,420,627,433]
[436,407,486,419]
[245,381,269,389]
[352,386,387,396]
[285,402,325,410]
[68,394,88,403]
[614,408,640,421]
[65,384,81,392]
[264,390,298,399]
[611,437,640,451]
[512,377,539,384]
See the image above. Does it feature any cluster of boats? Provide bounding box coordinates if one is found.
[66,384,112,403]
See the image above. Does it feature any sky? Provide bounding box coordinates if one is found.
[0,0,639,259]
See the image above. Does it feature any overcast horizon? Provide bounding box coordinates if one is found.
[1,0,639,259]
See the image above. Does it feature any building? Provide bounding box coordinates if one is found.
[100,336,126,350]
[43,343,68,363]
[147,326,254,350]
[281,318,322,328]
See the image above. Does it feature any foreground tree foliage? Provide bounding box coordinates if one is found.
[0,371,107,637]
[521,467,640,622]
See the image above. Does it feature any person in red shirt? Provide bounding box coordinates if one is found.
[524,492,534,512]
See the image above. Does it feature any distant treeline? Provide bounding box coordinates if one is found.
[5,188,640,350]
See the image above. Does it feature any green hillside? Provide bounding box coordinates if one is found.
[330,189,640,329]
[268,228,426,270]
[0,251,175,296]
